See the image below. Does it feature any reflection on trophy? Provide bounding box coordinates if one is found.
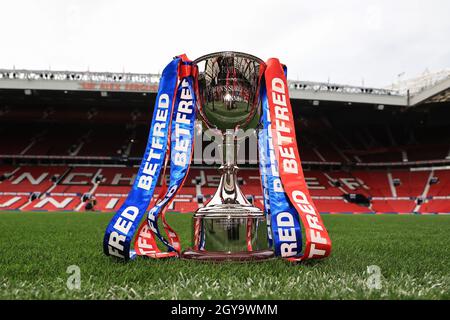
[182,52,274,261]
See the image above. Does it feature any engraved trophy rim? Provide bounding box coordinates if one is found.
[193,51,266,66]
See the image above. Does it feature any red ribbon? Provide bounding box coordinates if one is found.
[264,58,332,261]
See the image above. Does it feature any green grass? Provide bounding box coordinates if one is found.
[0,212,449,299]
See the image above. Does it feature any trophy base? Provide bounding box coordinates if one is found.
[181,249,274,262]
[184,204,273,262]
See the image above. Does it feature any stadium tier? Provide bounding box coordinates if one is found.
[1,119,450,165]
[1,69,450,214]
[0,165,449,214]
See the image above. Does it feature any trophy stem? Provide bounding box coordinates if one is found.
[212,130,249,205]
[224,130,236,168]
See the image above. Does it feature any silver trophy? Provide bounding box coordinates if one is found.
[182,52,274,261]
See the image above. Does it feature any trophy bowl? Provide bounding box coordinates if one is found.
[181,52,274,262]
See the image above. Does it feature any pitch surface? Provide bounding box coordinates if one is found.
[0,212,449,299]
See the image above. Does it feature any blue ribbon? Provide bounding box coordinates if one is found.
[258,111,273,248]
[147,72,197,252]
[103,58,180,260]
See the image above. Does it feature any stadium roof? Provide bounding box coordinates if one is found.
[1,68,449,107]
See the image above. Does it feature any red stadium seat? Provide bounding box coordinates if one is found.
[371,200,416,213]
[419,199,450,213]
[427,170,450,197]
[390,171,429,197]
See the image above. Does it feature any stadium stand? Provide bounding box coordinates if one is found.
[1,68,450,214]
